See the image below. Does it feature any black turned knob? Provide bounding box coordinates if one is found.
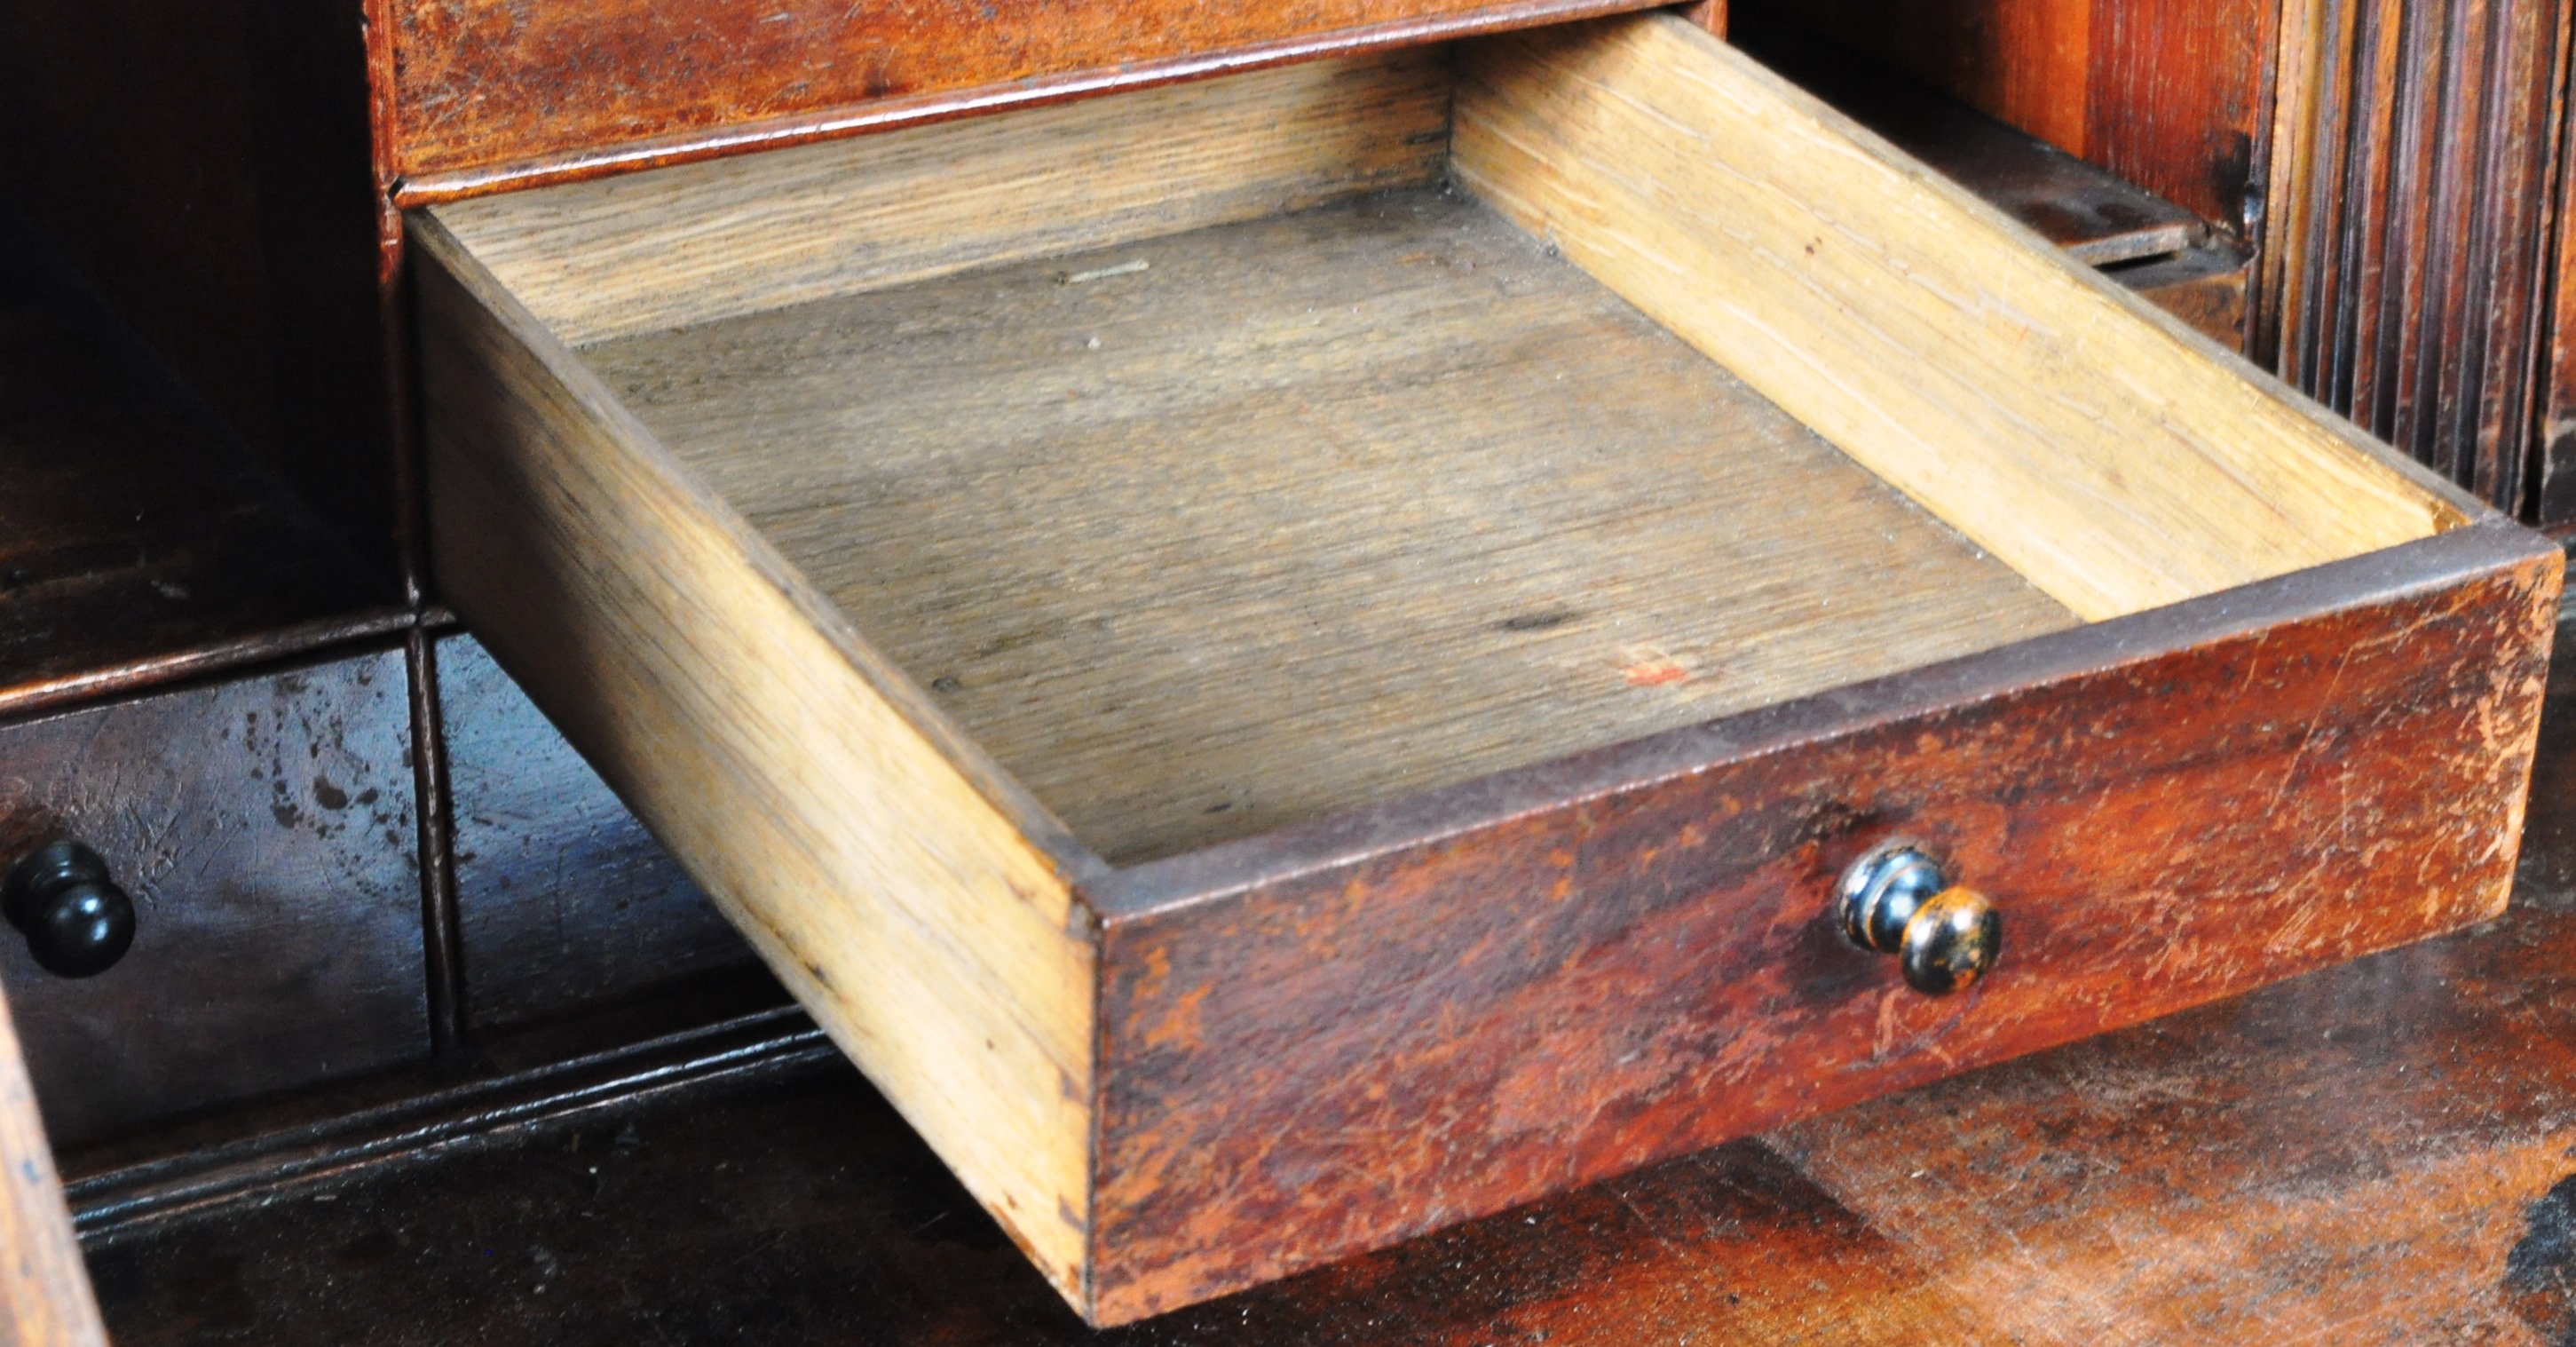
[4,841,135,979]
[1836,842,2000,995]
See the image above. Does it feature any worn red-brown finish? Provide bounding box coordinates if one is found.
[1079,520,2558,1321]
[1738,0,2268,231]
[382,0,1658,198]
[2083,0,2273,239]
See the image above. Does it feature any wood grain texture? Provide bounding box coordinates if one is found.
[1452,13,2461,622]
[431,51,1454,348]
[584,188,2075,865]
[411,23,2562,1323]
[383,0,1655,195]
[411,217,1102,1298]
[0,986,104,1347]
[0,650,428,1149]
[1081,519,2561,1320]
[2262,0,2568,516]
[1745,0,2094,159]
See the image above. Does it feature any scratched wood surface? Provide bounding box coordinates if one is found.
[73,559,2576,1343]
[583,186,2075,865]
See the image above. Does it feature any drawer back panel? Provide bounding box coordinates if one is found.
[383,0,1661,195]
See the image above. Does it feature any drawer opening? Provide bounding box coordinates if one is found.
[422,17,2462,868]
[410,12,2512,1322]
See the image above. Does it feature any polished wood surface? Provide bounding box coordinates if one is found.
[1738,0,2273,234]
[1456,15,2454,623]
[381,0,1656,198]
[0,986,104,1347]
[0,650,429,1149]
[2263,0,2566,517]
[589,187,2072,863]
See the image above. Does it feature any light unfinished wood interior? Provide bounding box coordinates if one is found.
[417,12,2476,1320]
[429,13,2464,868]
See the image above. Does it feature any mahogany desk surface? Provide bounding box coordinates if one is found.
[72,582,2576,1345]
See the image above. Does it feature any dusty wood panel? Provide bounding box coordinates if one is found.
[383,0,1655,195]
[0,986,104,1347]
[1452,14,2459,623]
[1081,520,2560,1321]
[437,633,756,1034]
[0,649,428,1149]
[431,51,1454,348]
[584,188,2075,865]
[411,218,1101,1295]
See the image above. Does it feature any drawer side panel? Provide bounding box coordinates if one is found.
[411,222,1100,1297]
[1088,525,2559,1321]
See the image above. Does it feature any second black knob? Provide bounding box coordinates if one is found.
[4,841,135,979]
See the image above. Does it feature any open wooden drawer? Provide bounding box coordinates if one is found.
[409,12,2559,1325]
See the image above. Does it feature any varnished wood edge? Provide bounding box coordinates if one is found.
[405,211,1107,887]
[0,606,428,729]
[386,0,1657,204]
[1087,517,2562,922]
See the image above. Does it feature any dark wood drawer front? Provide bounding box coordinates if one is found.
[439,634,756,1033]
[386,0,1658,194]
[0,650,426,1146]
[1088,528,2557,1313]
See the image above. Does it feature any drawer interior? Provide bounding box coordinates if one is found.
[423,25,2465,868]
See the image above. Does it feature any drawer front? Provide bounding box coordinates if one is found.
[385,0,1658,192]
[1087,531,2558,1315]
[438,633,758,1033]
[0,650,425,1146]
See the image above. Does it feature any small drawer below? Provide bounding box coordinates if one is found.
[0,650,425,1146]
